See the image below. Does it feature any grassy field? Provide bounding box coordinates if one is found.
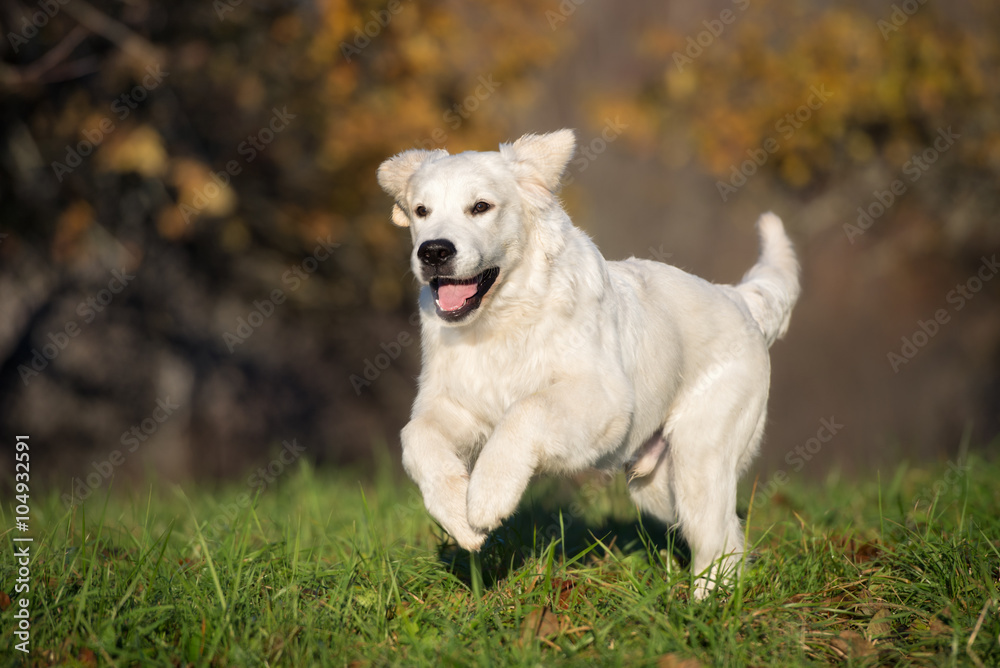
[3,447,999,667]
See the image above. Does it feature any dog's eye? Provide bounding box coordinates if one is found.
[471,201,492,215]
[415,205,428,217]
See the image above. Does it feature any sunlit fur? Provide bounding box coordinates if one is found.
[377,130,800,599]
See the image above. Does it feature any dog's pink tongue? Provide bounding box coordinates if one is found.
[437,282,478,311]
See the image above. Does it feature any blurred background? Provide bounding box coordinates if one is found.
[1,0,997,496]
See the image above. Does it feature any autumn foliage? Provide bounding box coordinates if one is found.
[0,0,996,478]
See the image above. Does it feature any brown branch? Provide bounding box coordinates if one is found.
[34,56,103,84]
[20,25,91,82]
[59,0,162,67]
[0,1,164,91]
[0,24,91,90]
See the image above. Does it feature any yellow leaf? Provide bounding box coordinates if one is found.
[97,125,168,178]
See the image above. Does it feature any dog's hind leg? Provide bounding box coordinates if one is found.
[667,380,768,600]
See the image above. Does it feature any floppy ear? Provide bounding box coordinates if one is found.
[376,148,448,227]
[499,129,576,193]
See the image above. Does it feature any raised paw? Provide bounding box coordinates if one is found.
[454,526,488,552]
[466,477,523,533]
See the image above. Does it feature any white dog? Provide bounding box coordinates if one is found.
[377,130,799,597]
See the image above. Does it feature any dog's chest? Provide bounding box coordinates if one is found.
[432,330,551,426]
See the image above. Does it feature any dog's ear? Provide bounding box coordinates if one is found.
[499,129,576,193]
[376,148,448,227]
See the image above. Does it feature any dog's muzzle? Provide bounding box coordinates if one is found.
[416,239,499,322]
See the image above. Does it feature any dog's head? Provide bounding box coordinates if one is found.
[377,130,575,325]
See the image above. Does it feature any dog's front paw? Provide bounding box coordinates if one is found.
[466,481,519,534]
[454,527,488,552]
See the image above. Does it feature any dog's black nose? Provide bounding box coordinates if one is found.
[417,239,456,267]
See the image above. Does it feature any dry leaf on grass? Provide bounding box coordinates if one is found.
[550,576,579,610]
[832,629,877,658]
[867,607,893,640]
[929,616,951,636]
[78,648,97,667]
[657,652,704,668]
[520,606,564,644]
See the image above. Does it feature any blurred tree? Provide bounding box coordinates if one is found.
[0,0,568,482]
[0,0,997,486]
[636,0,1000,251]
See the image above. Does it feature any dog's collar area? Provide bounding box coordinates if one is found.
[431,267,500,321]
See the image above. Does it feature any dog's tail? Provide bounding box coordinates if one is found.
[735,212,800,347]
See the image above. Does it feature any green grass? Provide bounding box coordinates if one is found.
[2,449,999,667]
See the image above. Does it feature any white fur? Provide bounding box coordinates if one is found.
[377,130,800,599]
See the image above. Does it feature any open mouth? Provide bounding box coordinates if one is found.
[430,267,500,321]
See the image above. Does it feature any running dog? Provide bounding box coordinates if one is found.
[377,130,799,597]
